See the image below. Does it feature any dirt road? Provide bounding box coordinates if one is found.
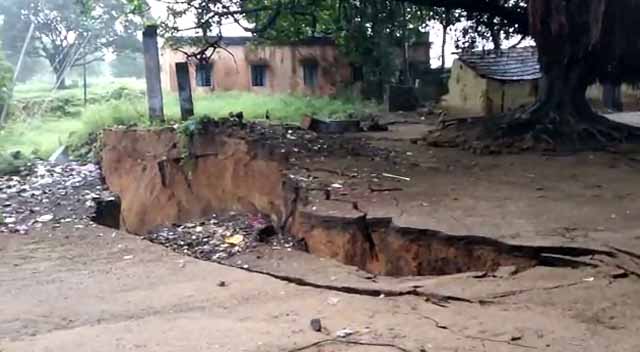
[3,118,640,351]
[1,222,640,352]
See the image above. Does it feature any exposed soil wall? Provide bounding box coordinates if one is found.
[100,127,291,235]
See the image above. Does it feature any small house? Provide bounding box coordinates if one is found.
[443,47,541,117]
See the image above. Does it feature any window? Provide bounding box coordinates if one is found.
[195,63,212,87]
[251,65,267,87]
[351,64,364,82]
[303,63,319,88]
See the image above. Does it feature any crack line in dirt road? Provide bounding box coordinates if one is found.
[212,259,477,305]
[419,314,538,349]
[608,245,640,262]
[478,281,587,300]
[287,339,413,352]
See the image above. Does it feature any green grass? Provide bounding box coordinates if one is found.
[165,91,379,123]
[0,81,380,174]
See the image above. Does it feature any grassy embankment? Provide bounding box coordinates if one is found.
[0,79,379,174]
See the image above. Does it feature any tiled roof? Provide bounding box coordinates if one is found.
[458,47,541,81]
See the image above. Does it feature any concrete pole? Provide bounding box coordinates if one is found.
[175,62,194,120]
[603,83,623,112]
[0,23,35,125]
[83,59,87,106]
[142,25,165,122]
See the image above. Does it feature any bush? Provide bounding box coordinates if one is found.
[0,150,27,175]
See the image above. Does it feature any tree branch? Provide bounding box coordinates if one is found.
[400,0,529,34]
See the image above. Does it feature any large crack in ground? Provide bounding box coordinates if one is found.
[96,123,618,278]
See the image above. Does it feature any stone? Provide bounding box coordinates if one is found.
[36,214,54,223]
[310,318,322,332]
[91,196,121,230]
[335,328,355,338]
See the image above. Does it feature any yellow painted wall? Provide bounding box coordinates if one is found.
[442,60,488,116]
[444,60,538,117]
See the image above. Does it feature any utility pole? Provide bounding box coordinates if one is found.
[0,23,35,125]
[175,62,194,120]
[401,2,411,86]
[83,57,88,106]
[142,25,165,122]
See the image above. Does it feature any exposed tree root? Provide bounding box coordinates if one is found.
[425,108,640,154]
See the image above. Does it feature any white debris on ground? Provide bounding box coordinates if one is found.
[0,162,108,234]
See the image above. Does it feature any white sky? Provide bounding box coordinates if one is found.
[146,1,528,68]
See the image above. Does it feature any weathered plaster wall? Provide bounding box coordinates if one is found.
[442,60,488,116]
[160,44,352,96]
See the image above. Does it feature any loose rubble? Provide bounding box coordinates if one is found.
[0,161,108,234]
[145,213,299,262]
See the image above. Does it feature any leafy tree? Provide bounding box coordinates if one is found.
[157,0,431,87]
[405,0,640,150]
[109,35,144,79]
[0,0,142,88]
[110,53,144,78]
[138,0,640,149]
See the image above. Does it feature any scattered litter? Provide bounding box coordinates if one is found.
[123,255,134,260]
[382,173,411,181]
[36,214,54,223]
[0,161,106,234]
[327,297,341,305]
[146,213,296,262]
[583,277,595,282]
[225,234,245,245]
[217,281,227,287]
[336,328,355,338]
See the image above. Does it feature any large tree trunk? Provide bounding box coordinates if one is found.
[472,0,640,150]
[441,23,448,70]
[54,67,67,90]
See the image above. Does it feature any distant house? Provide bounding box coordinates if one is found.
[443,47,541,117]
[160,35,432,97]
[160,37,352,96]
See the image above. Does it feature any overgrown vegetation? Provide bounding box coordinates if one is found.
[0,81,379,174]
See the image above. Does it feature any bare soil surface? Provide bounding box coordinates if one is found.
[2,117,640,351]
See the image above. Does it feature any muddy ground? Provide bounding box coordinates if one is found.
[2,115,640,351]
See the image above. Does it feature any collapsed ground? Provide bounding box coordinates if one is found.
[2,115,640,351]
